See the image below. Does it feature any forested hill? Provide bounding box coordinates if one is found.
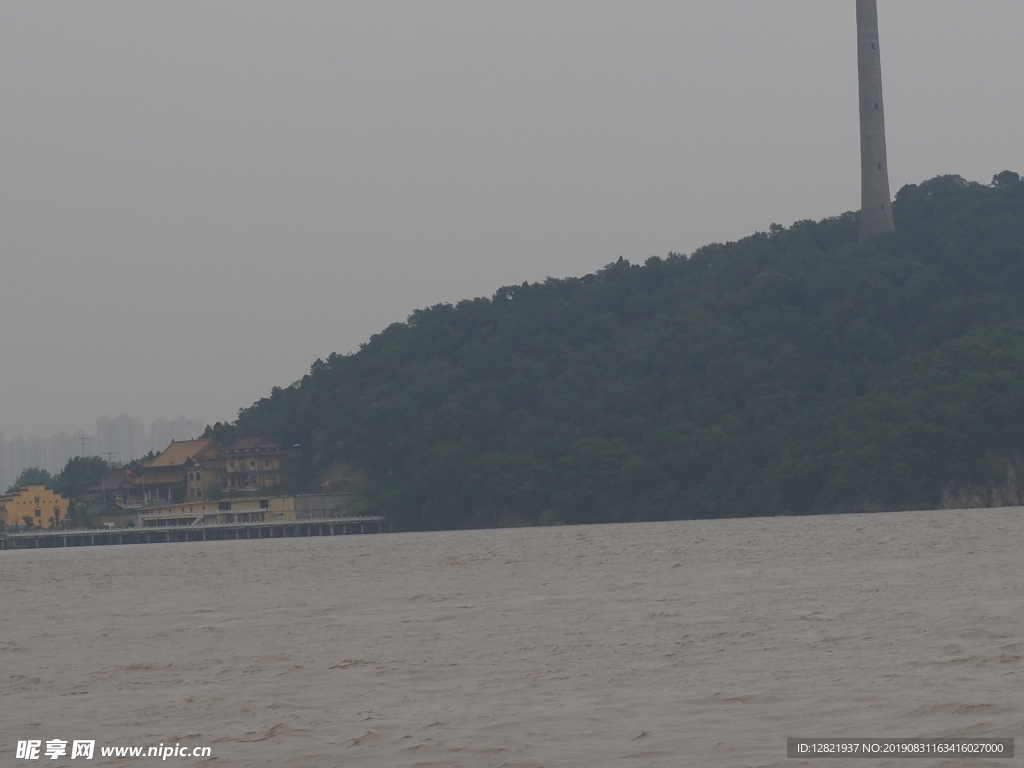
[226,172,1024,529]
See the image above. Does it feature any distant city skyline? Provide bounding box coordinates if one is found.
[0,414,206,491]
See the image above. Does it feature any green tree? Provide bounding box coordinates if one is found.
[7,468,53,493]
[202,421,239,445]
[53,456,110,499]
[64,500,94,530]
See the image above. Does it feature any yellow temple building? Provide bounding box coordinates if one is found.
[0,485,70,529]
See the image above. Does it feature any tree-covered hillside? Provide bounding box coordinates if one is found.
[229,172,1024,529]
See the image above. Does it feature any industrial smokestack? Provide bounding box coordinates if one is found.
[856,0,895,243]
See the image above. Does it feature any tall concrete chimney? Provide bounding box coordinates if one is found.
[857,0,895,243]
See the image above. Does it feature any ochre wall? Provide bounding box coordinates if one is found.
[1,485,71,528]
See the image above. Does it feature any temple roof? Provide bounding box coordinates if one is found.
[142,438,216,468]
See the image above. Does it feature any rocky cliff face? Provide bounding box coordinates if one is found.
[318,461,368,494]
[941,455,1024,509]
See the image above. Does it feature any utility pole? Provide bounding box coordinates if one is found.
[857,0,895,243]
[75,436,92,457]
[100,452,118,503]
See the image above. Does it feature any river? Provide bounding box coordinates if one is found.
[2,507,1021,766]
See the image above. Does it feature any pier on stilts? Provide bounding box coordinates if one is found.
[0,516,389,550]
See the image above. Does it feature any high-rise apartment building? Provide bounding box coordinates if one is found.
[0,415,206,492]
[147,417,207,456]
[96,414,146,465]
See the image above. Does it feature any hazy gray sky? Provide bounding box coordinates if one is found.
[1,1,1022,437]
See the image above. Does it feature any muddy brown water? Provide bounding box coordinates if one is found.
[2,508,1022,766]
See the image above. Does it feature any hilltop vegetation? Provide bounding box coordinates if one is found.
[227,172,1024,529]
[7,457,110,500]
